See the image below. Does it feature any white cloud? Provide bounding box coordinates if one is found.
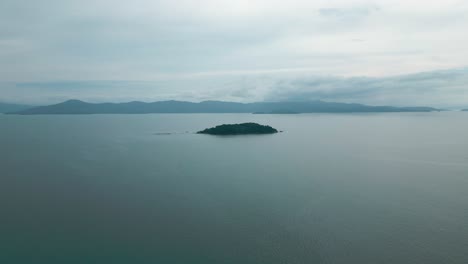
[0,0,467,105]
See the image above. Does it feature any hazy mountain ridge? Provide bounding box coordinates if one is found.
[10,99,440,115]
[0,102,33,113]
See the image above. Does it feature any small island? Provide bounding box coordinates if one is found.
[197,122,279,135]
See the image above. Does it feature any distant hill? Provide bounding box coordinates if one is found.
[0,102,33,113]
[253,110,300,114]
[462,109,468,111]
[10,99,441,115]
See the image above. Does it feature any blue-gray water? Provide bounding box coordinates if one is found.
[1,113,468,264]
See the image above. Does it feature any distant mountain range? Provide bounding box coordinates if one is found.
[8,99,441,115]
[0,102,33,113]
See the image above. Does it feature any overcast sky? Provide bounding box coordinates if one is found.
[1,0,468,107]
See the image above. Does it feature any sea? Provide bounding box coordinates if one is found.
[1,112,468,264]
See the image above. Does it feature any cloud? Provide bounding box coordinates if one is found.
[318,6,377,19]
[0,0,467,107]
[262,68,468,108]
[1,0,468,81]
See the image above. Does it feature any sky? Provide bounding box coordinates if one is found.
[1,0,468,107]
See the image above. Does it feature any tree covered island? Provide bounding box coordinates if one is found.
[197,123,279,135]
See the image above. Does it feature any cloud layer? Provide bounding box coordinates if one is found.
[1,0,468,107]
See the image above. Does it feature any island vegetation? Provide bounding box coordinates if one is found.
[197,123,279,135]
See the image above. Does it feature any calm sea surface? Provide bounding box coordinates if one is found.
[1,113,468,264]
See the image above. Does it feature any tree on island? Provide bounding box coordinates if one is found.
[197,123,278,135]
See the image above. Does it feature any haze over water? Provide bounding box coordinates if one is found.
[1,113,468,263]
